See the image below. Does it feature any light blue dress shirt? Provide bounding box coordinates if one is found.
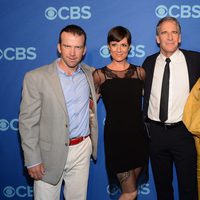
[57,62,90,139]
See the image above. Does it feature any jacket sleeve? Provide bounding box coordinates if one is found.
[182,78,200,136]
[19,72,42,167]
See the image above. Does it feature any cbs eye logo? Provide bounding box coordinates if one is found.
[155,5,168,18]
[99,45,110,58]
[3,186,15,198]
[106,184,121,196]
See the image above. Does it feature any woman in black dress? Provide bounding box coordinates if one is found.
[93,26,148,200]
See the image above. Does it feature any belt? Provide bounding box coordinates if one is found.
[149,119,183,129]
[69,135,90,146]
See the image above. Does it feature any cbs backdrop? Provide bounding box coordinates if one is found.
[0,0,200,199]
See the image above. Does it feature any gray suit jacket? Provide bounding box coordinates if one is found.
[19,60,98,185]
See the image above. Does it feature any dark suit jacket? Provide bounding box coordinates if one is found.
[142,49,200,119]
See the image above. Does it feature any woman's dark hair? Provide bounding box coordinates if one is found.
[107,26,131,45]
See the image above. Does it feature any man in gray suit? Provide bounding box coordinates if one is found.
[19,24,98,200]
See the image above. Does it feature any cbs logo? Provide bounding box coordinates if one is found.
[155,5,200,18]
[0,47,36,61]
[100,45,146,58]
[3,186,33,198]
[45,6,91,20]
[106,183,150,196]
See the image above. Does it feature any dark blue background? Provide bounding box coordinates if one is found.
[1,1,200,199]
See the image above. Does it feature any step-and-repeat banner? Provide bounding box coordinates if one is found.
[1,0,200,199]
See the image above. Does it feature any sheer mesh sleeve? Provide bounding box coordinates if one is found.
[92,69,106,96]
[136,66,146,81]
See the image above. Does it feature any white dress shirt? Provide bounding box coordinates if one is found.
[148,49,190,123]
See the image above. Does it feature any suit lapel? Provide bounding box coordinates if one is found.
[46,61,68,116]
[46,62,96,117]
[81,64,97,111]
[146,54,158,101]
[181,49,195,90]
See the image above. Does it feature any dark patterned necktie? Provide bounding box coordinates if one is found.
[159,58,171,122]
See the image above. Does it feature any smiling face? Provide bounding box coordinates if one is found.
[108,37,130,62]
[156,20,181,57]
[57,32,86,71]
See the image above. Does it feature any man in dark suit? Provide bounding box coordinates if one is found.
[143,16,200,200]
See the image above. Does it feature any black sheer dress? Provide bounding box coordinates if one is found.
[93,64,148,173]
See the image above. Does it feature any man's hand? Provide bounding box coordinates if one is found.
[28,163,45,180]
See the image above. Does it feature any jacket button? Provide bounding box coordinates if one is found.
[66,124,68,127]
[65,143,68,146]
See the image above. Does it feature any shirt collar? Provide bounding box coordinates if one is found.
[159,49,180,63]
[56,58,82,76]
